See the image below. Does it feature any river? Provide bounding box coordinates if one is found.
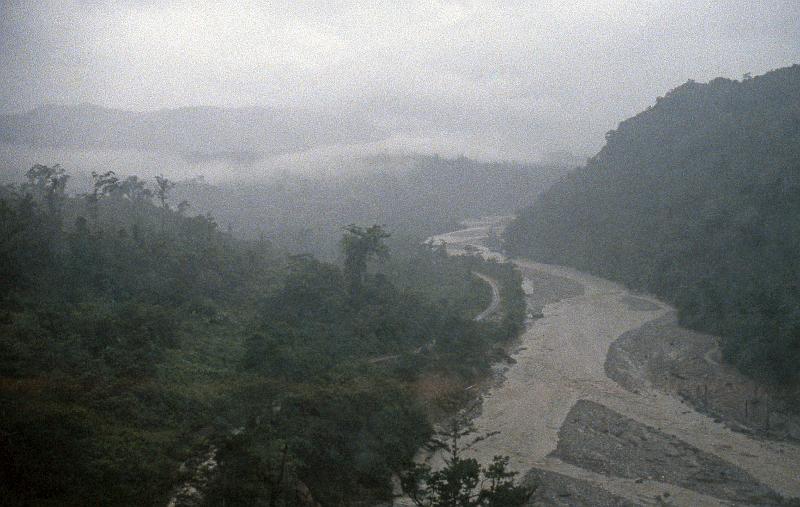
[419,217,800,506]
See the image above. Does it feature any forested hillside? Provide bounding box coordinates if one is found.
[505,65,800,384]
[0,165,526,505]
[173,154,569,258]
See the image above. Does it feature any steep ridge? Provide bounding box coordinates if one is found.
[504,65,800,385]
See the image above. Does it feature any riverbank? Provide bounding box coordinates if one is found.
[422,217,800,506]
[606,311,800,444]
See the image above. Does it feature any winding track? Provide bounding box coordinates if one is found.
[472,272,500,322]
[423,217,800,506]
[369,271,500,364]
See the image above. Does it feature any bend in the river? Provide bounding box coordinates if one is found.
[422,217,800,506]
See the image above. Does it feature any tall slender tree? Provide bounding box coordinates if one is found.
[154,175,174,210]
[340,224,390,300]
[87,170,119,231]
[154,175,175,232]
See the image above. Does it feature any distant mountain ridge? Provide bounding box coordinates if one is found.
[504,64,800,383]
[0,103,383,160]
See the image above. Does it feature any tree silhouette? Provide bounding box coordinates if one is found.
[401,414,532,506]
[340,224,390,299]
[154,175,175,210]
[87,170,119,230]
[116,176,152,203]
[155,175,175,231]
[23,164,69,221]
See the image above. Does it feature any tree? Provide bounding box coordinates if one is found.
[115,176,152,203]
[0,193,52,290]
[400,414,532,506]
[86,170,119,230]
[206,430,298,507]
[340,224,390,299]
[23,164,69,221]
[154,175,175,210]
[155,175,175,231]
[177,199,190,216]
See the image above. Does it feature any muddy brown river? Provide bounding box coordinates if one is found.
[415,217,800,506]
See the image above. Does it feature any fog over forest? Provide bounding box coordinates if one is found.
[2,2,800,506]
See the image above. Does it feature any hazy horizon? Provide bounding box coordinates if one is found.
[3,1,799,161]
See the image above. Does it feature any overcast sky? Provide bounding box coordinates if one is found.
[2,0,799,160]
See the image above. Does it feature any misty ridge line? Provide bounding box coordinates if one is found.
[5,63,796,174]
[0,102,590,178]
[0,103,385,160]
[4,1,799,163]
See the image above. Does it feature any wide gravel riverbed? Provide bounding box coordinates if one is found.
[417,217,800,506]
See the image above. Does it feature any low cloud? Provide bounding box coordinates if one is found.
[2,0,799,160]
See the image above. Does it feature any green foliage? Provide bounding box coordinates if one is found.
[401,415,532,506]
[1,172,529,506]
[207,371,432,505]
[23,163,69,220]
[0,195,53,291]
[505,65,800,384]
[206,432,298,506]
[0,170,278,504]
[385,241,491,320]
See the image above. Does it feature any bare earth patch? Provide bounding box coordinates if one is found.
[522,467,638,506]
[619,295,662,312]
[517,265,585,317]
[606,312,800,443]
[551,399,785,505]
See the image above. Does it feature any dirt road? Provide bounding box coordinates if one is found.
[422,217,800,506]
[472,272,500,322]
